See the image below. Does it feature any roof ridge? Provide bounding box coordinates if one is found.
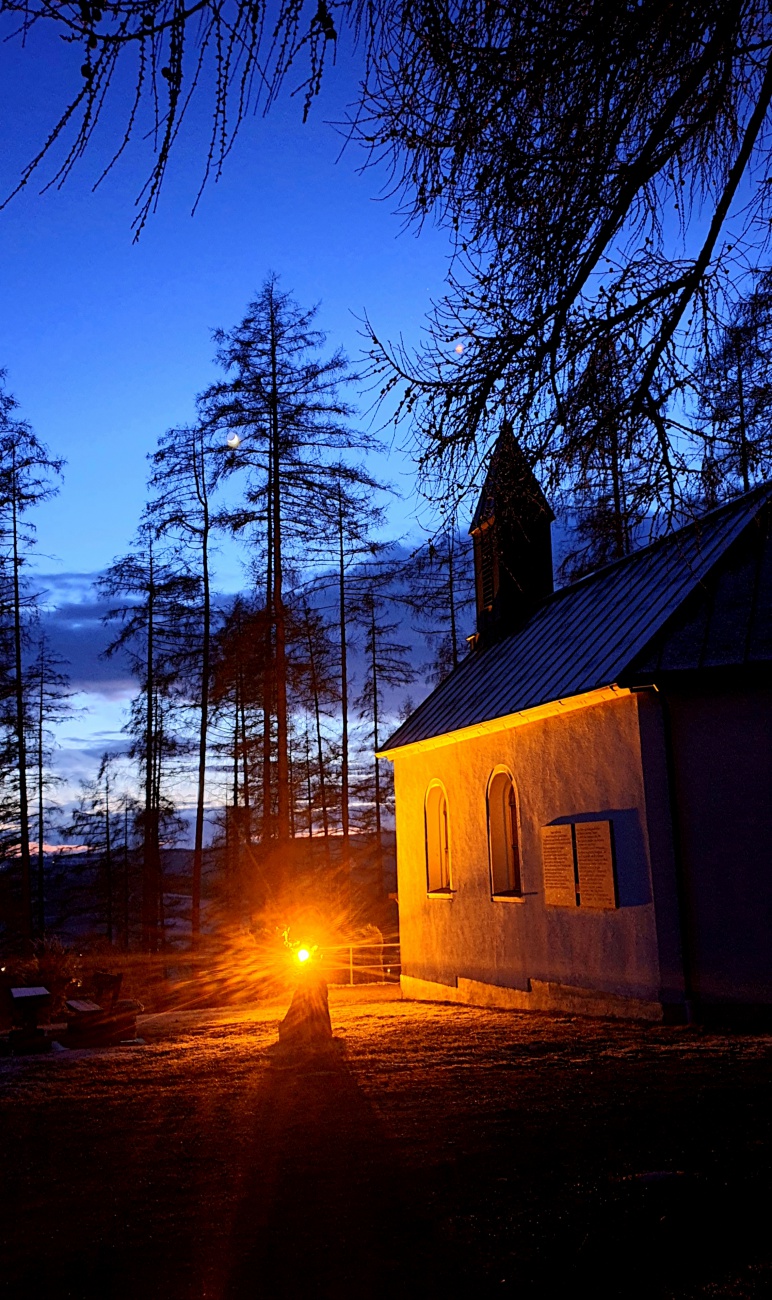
[548,481,772,604]
[382,480,772,754]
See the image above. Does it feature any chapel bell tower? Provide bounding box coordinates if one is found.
[470,423,554,647]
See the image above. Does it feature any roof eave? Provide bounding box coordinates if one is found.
[376,683,633,759]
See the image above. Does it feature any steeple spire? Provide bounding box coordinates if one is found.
[470,423,554,646]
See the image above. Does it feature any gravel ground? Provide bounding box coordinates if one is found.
[1,992,772,1299]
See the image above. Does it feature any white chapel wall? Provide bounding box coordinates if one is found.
[392,693,665,1004]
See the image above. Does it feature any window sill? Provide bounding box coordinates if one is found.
[427,888,455,900]
[491,891,525,903]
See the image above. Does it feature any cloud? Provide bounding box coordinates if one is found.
[34,571,135,698]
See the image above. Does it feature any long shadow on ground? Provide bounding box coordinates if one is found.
[220,1045,448,1300]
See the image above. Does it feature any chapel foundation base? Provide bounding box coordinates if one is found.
[401,974,665,1022]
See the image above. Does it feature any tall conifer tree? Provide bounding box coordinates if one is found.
[0,378,63,939]
[201,275,373,848]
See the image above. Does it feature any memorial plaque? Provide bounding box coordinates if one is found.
[575,820,617,909]
[541,824,577,906]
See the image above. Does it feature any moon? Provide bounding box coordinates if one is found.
[226,433,241,449]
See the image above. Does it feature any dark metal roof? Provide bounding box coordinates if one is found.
[629,498,772,675]
[382,484,772,753]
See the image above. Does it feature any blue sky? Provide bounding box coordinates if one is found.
[0,25,456,813]
[0,27,452,573]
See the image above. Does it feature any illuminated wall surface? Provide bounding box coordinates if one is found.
[389,687,772,1019]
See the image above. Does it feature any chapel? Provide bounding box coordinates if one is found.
[379,428,772,1022]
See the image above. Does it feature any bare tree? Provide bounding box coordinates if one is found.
[553,338,672,581]
[99,524,197,950]
[210,596,268,822]
[403,526,475,683]
[363,2,772,517]
[696,268,772,502]
[353,582,415,859]
[0,380,63,939]
[8,5,772,511]
[301,467,389,862]
[148,422,224,942]
[1,0,345,235]
[29,632,71,935]
[293,593,340,849]
[201,275,370,846]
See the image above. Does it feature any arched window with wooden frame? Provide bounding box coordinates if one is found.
[487,768,522,897]
[425,780,452,894]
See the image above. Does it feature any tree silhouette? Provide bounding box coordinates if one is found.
[67,753,121,943]
[697,269,772,502]
[6,4,772,511]
[0,380,63,940]
[28,632,72,935]
[404,526,475,684]
[554,338,672,581]
[297,467,389,848]
[363,3,772,517]
[292,594,340,848]
[99,525,198,950]
[148,421,225,941]
[1,0,343,235]
[201,275,370,846]
[353,583,414,859]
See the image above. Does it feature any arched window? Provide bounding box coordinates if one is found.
[487,769,522,896]
[425,781,451,893]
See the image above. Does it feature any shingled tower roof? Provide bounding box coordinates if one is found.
[470,423,554,533]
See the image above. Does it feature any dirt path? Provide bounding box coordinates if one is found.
[1,996,772,1299]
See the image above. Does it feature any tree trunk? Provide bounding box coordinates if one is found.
[142,543,159,952]
[270,308,290,842]
[154,695,165,951]
[191,435,211,943]
[36,649,45,936]
[337,492,350,852]
[305,729,313,838]
[262,455,273,840]
[447,533,459,670]
[11,457,32,940]
[123,803,130,951]
[734,331,751,492]
[233,684,240,809]
[239,672,250,809]
[370,604,383,856]
[304,607,331,850]
[288,743,295,837]
[105,771,113,945]
[337,495,351,902]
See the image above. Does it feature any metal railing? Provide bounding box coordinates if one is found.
[326,942,401,986]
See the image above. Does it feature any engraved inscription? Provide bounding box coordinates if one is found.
[541,824,577,907]
[575,820,617,909]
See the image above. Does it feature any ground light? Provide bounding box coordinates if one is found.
[277,938,332,1053]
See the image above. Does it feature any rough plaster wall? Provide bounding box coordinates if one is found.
[669,687,772,1004]
[636,692,688,1006]
[392,695,662,999]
